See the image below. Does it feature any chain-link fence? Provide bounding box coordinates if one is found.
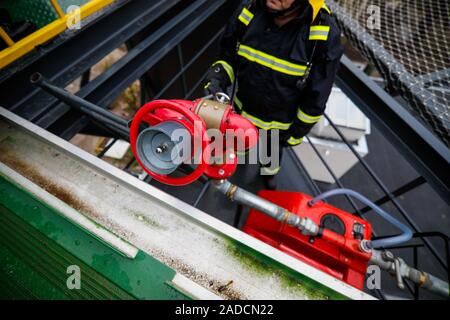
[328,0,450,147]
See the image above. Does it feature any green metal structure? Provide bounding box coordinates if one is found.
[0,0,89,28]
[0,174,189,300]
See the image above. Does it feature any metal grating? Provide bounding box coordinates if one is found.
[329,0,450,147]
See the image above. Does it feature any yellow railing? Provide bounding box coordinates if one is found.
[0,0,114,69]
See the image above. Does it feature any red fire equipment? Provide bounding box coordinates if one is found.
[243,190,372,289]
[130,98,258,186]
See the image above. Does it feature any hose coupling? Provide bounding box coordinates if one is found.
[298,217,319,237]
[360,240,372,253]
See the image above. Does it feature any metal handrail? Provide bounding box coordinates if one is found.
[0,0,114,69]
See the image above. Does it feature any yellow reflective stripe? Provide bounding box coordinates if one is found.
[212,60,235,83]
[238,15,249,26]
[233,95,243,110]
[204,82,211,89]
[243,8,254,20]
[297,108,322,124]
[238,44,307,76]
[310,26,331,32]
[322,4,331,15]
[309,26,330,41]
[261,166,281,175]
[287,137,303,146]
[238,7,254,26]
[241,110,292,130]
[309,34,328,41]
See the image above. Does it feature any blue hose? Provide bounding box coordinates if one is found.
[309,188,413,249]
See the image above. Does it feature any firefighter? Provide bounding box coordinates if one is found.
[204,0,344,189]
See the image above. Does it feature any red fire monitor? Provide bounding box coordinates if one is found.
[243,190,372,289]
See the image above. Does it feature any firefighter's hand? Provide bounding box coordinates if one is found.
[203,78,225,97]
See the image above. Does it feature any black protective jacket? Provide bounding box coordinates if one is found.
[205,0,344,145]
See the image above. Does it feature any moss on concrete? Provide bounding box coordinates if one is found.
[224,238,331,300]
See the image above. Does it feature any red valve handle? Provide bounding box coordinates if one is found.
[130,100,210,186]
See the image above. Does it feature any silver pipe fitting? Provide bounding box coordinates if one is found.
[215,180,449,298]
[370,249,449,298]
[213,180,319,236]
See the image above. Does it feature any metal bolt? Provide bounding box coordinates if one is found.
[382,251,395,261]
[218,169,225,176]
[156,143,169,154]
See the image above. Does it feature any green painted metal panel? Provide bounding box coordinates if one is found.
[0,0,89,28]
[0,174,190,300]
[0,204,135,299]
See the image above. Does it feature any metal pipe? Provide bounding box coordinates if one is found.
[30,73,130,140]
[30,73,129,129]
[370,249,449,298]
[213,180,319,236]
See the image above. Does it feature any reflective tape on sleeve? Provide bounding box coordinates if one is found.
[238,44,307,76]
[309,25,330,41]
[238,7,254,26]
